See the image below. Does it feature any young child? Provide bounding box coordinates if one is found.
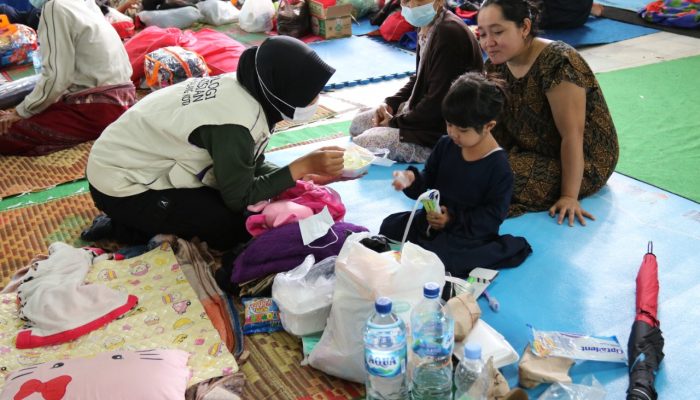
[379,72,531,278]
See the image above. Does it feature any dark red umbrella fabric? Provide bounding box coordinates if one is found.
[635,242,660,327]
[627,242,664,400]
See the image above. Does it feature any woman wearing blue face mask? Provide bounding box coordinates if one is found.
[82,36,346,252]
[349,0,483,163]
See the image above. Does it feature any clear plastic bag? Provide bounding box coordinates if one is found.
[272,255,337,336]
[338,0,378,18]
[342,143,375,178]
[144,46,209,90]
[0,21,38,68]
[137,7,203,29]
[238,0,275,32]
[197,0,240,25]
[538,376,607,400]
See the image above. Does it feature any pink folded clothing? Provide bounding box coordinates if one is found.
[14,243,138,349]
[246,180,346,237]
[124,26,245,86]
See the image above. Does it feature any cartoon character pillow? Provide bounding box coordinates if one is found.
[0,349,190,399]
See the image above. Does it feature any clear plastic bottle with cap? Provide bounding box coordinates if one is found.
[453,342,487,400]
[410,282,454,400]
[364,297,409,400]
[31,50,41,73]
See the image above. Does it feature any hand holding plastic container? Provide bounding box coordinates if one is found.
[342,144,375,178]
[364,297,409,400]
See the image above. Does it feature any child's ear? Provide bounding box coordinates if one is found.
[483,120,497,134]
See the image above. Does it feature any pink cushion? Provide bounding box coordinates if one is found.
[0,349,190,399]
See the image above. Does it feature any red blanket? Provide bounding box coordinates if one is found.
[125,26,246,86]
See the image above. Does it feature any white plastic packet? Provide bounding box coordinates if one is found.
[197,0,240,25]
[238,0,275,32]
[530,325,627,363]
[272,255,336,336]
[538,375,607,400]
[138,7,202,29]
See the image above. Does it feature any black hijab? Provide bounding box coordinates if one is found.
[237,36,335,130]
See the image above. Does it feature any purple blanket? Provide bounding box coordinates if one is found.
[231,221,368,283]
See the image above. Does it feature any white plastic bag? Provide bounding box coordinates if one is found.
[197,0,240,25]
[308,232,446,383]
[272,255,336,336]
[138,7,202,29]
[238,0,275,32]
[538,375,607,400]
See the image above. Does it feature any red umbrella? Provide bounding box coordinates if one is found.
[627,242,664,400]
[635,241,660,327]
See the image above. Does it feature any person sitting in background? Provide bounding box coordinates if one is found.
[539,0,604,29]
[0,0,135,156]
[349,0,483,163]
[0,3,41,30]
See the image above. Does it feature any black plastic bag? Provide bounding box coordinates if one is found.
[277,0,310,38]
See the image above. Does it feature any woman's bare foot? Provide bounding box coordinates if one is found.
[591,2,604,17]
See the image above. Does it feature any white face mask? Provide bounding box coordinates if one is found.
[254,50,320,122]
[29,0,49,8]
[298,206,338,248]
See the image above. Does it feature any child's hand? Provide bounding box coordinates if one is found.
[427,206,450,230]
[392,170,414,190]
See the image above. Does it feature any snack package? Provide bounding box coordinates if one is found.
[420,189,440,213]
[529,325,627,363]
[242,297,283,334]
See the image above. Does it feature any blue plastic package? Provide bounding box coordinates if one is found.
[242,297,283,335]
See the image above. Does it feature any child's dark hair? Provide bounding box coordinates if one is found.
[442,72,506,132]
[479,0,542,37]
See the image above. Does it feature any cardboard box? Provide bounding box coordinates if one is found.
[308,0,352,39]
[308,0,353,19]
[311,15,352,39]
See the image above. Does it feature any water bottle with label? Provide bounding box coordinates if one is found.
[364,297,409,400]
[454,342,487,400]
[410,282,454,400]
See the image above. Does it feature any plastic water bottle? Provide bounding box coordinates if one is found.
[31,51,41,73]
[364,297,409,400]
[410,282,454,400]
[454,343,486,400]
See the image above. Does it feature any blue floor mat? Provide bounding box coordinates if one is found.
[598,0,647,12]
[352,18,379,36]
[541,17,658,47]
[266,137,700,399]
[308,36,415,91]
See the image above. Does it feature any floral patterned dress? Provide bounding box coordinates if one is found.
[486,41,619,216]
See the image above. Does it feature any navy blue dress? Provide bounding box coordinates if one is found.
[380,136,531,277]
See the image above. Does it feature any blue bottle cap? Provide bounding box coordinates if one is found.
[423,282,440,299]
[464,342,482,360]
[375,297,392,314]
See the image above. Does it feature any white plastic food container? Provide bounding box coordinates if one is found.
[342,144,375,178]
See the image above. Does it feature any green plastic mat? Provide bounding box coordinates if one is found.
[0,120,351,212]
[597,55,700,203]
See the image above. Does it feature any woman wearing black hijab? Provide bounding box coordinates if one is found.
[82,36,343,251]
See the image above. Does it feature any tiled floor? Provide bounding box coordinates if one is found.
[315,31,700,118]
